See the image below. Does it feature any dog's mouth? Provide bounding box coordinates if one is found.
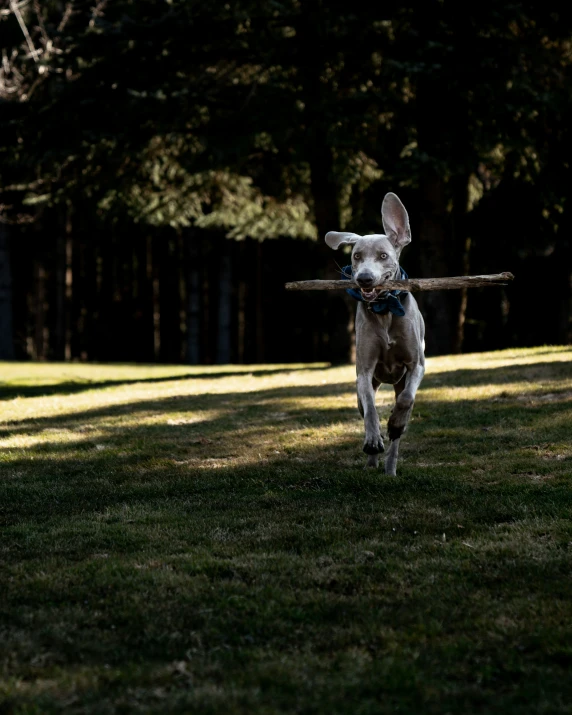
[360,288,381,302]
[360,274,392,302]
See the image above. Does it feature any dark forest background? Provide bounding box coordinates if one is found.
[1,1,571,364]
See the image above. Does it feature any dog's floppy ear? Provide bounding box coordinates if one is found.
[325,231,360,250]
[381,193,411,251]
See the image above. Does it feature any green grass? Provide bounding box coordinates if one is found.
[1,347,572,714]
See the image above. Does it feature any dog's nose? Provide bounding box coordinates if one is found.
[356,272,375,288]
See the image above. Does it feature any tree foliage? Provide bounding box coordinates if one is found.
[1,0,572,359]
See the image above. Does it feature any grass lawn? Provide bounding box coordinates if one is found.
[1,347,572,714]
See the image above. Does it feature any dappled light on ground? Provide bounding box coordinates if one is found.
[1,347,571,712]
[2,346,571,476]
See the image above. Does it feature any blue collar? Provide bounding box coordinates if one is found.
[341,265,408,316]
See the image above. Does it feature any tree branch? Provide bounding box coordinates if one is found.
[285,272,515,292]
[9,0,39,61]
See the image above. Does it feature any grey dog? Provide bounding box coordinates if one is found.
[325,193,425,475]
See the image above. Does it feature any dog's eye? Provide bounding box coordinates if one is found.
[379,253,388,259]
[353,253,361,260]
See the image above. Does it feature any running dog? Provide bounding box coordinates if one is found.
[325,193,425,474]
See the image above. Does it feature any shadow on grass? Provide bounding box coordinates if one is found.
[0,381,359,439]
[2,359,572,713]
[0,356,569,423]
[1,363,571,526]
[0,364,329,401]
[1,356,571,529]
[1,359,571,442]
[423,359,572,388]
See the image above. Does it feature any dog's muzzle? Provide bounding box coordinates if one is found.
[356,271,391,301]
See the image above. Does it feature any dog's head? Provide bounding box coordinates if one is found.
[325,193,411,302]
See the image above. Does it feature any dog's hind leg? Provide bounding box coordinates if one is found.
[384,437,400,476]
[366,453,379,468]
[385,378,404,475]
[385,365,424,475]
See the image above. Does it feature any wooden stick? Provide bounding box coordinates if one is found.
[285,272,514,292]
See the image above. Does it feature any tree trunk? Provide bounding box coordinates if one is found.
[454,234,471,354]
[416,174,456,354]
[298,0,353,363]
[33,259,46,359]
[309,144,339,242]
[93,231,113,361]
[237,241,246,364]
[151,236,161,361]
[176,231,186,362]
[255,241,264,363]
[201,238,212,365]
[159,233,181,363]
[54,227,66,360]
[298,0,339,239]
[216,239,232,364]
[451,177,471,354]
[131,232,154,362]
[412,5,474,355]
[0,223,15,360]
[64,210,73,361]
[187,231,201,364]
[551,211,572,345]
[75,231,89,361]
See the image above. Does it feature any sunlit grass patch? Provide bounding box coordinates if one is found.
[1,347,572,713]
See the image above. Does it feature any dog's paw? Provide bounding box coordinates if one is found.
[388,398,414,440]
[388,413,408,441]
[363,435,385,455]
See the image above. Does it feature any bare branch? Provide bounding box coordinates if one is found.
[0,0,30,16]
[33,0,48,43]
[57,2,74,32]
[285,273,515,292]
[89,0,108,28]
[9,0,39,62]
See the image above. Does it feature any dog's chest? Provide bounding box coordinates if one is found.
[373,332,407,383]
[357,308,416,384]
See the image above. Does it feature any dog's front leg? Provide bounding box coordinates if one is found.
[357,371,384,466]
